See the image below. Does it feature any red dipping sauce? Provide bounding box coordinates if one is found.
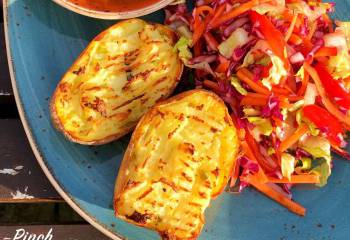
[67,0,162,12]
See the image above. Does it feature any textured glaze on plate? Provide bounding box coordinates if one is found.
[4,0,350,239]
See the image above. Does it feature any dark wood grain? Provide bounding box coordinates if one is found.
[0,119,61,201]
[0,22,12,96]
[0,225,111,240]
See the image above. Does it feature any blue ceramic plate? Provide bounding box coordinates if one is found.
[4,0,350,239]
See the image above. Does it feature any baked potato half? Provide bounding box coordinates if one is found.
[114,90,239,239]
[51,19,183,145]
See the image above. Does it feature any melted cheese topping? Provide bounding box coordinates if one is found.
[52,19,182,143]
[115,90,238,239]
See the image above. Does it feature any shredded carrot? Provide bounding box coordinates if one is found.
[323,14,334,32]
[241,141,269,183]
[192,6,214,44]
[244,174,306,216]
[237,68,270,95]
[279,124,308,152]
[204,32,219,51]
[268,174,320,184]
[285,13,298,42]
[240,96,268,106]
[203,80,221,93]
[304,62,350,129]
[230,160,241,187]
[297,71,309,96]
[210,3,226,24]
[193,40,202,57]
[209,0,271,29]
[301,37,314,55]
[282,10,294,22]
[241,141,257,162]
[245,92,269,98]
[307,21,318,40]
[215,58,230,73]
[314,46,338,57]
[288,95,304,102]
[272,116,284,126]
[245,130,278,172]
[272,86,292,95]
[288,33,303,45]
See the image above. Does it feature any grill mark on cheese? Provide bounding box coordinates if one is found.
[137,187,153,200]
[211,167,220,177]
[204,180,211,188]
[190,115,205,124]
[198,191,207,198]
[180,159,192,169]
[152,76,168,87]
[188,202,201,207]
[158,178,178,192]
[122,69,154,91]
[168,124,180,139]
[181,172,193,182]
[85,86,101,91]
[112,94,145,110]
[124,180,141,191]
[140,156,151,169]
[180,142,195,155]
[187,222,196,227]
[159,158,167,170]
[107,111,130,120]
[72,66,86,75]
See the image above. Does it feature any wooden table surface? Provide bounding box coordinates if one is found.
[1,1,111,239]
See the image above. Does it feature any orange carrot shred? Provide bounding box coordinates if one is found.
[244,174,306,216]
[268,174,320,184]
[279,124,308,152]
[237,68,270,95]
[209,0,271,29]
[203,80,221,93]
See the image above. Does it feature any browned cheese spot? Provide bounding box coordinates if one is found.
[112,94,145,110]
[126,211,150,224]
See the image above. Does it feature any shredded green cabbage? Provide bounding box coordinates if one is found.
[299,136,331,160]
[247,117,273,136]
[218,28,251,58]
[281,153,295,180]
[174,37,193,63]
[231,76,248,95]
[311,158,331,187]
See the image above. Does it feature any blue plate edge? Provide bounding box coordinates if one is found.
[3,1,123,239]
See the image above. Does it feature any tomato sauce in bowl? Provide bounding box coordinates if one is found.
[67,0,162,12]
[54,0,173,19]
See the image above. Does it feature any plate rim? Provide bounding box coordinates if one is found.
[3,1,122,239]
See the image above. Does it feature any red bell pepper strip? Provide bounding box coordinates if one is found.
[314,63,350,109]
[304,62,350,131]
[303,105,344,146]
[249,11,290,71]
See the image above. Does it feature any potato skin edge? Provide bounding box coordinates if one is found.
[114,89,238,239]
[50,19,183,145]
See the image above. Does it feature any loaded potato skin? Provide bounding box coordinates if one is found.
[114,90,239,239]
[51,19,183,145]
